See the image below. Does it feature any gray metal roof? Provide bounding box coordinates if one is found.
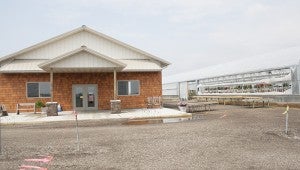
[0,59,46,73]
[163,46,300,84]
[0,58,162,73]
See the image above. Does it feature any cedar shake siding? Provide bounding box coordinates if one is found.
[0,72,162,112]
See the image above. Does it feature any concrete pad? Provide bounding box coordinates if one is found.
[0,108,191,125]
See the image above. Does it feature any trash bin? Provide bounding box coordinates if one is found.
[46,102,58,116]
[110,100,121,114]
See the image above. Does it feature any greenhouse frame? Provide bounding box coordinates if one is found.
[163,47,300,101]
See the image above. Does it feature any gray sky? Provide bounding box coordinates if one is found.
[1,0,300,76]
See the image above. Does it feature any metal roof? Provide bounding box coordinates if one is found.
[0,59,163,73]
[0,55,162,73]
[121,59,162,72]
[0,59,46,73]
[163,46,300,84]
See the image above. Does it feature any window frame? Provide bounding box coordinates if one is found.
[26,82,51,98]
[117,80,140,96]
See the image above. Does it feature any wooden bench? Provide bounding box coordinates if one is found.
[146,96,162,108]
[16,103,36,114]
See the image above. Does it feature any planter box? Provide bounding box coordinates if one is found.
[46,102,58,116]
[41,107,48,114]
[178,106,187,112]
[110,100,121,114]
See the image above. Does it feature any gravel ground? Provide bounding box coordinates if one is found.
[0,105,300,169]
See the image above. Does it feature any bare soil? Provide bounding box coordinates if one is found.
[0,105,300,169]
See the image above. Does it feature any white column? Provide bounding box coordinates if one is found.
[50,69,53,102]
[113,69,117,100]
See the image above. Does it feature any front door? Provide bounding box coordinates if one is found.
[72,84,98,111]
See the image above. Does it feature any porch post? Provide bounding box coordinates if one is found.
[50,69,53,102]
[114,68,117,100]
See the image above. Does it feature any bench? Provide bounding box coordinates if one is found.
[146,96,162,108]
[16,103,36,114]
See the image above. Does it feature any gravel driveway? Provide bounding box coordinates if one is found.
[0,105,299,169]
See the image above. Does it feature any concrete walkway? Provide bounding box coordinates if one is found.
[0,108,191,124]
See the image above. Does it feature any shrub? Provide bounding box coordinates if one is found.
[35,100,45,108]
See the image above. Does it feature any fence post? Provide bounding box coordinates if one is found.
[282,105,289,134]
[73,110,80,151]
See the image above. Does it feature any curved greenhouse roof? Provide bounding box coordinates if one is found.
[163,46,300,84]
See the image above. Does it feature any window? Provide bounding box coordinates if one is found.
[118,80,140,96]
[27,82,51,98]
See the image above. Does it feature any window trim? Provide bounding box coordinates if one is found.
[26,82,51,98]
[117,80,140,96]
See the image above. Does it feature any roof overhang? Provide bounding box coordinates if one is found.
[38,46,126,72]
[0,59,46,73]
[120,59,162,72]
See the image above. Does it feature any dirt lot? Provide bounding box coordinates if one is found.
[0,105,300,169]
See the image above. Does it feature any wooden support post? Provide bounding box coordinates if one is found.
[50,69,53,102]
[113,69,117,100]
[17,104,19,115]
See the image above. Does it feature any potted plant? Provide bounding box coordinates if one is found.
[35,100,47,113]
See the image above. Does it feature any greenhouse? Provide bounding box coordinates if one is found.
[197,67,293,95]
[163,47,300,99]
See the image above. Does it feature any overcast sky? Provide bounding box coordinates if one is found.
[1,0,300,76]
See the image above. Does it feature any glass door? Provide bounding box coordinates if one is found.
[87,86,96,108]
[73,84,98,111]
[75,86,84,108]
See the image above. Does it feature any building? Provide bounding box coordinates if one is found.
[0,26,170,112]
[163,47,300,100]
